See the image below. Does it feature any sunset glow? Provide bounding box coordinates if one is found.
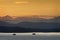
[0,0,60,17]
[15,1,29,4]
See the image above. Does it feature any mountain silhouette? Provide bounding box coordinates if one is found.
[0,16,60,32]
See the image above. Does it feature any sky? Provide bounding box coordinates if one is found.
[0,0,60,17]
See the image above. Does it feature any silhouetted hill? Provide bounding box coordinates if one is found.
[52,16,60,23]
[17,22,60,28]
[0,21,9,26]
[0,16,60,32]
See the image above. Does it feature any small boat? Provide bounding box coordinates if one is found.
[32,32,36,35]
[13,33,16,36]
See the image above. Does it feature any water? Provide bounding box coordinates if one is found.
[0,33,60,40]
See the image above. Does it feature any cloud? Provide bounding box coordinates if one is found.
[14,1,29,4]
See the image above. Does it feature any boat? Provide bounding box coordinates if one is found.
[13,33,16,36]
[32,32,36,35]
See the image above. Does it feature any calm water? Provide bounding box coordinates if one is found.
[0,33,60,40]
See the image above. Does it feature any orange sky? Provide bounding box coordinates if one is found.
[0,0,60,17]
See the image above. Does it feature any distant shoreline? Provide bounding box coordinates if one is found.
[0,32,60,33]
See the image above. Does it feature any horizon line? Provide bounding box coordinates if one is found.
[0,15,58,17]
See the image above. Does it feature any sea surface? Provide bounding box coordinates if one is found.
[0,33,60,40]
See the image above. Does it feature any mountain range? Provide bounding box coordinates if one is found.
[0,15,60,32]
[0,15,58,24]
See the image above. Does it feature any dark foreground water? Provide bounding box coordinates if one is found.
[0,33,60,40]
